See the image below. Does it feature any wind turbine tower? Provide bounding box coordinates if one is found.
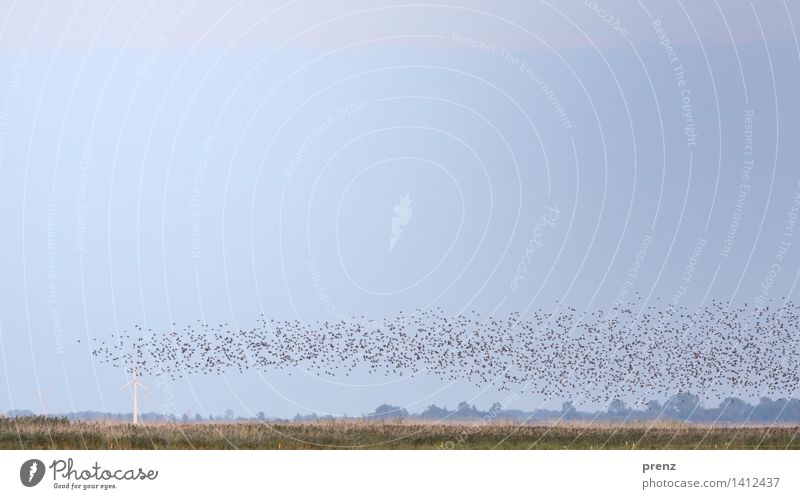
[120,372,148,424]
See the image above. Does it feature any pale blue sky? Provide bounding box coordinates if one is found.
[1,1,799,417]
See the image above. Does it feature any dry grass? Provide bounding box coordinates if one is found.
[2,417,798,450]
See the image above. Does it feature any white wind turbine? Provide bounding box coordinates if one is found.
[120,371,149,424]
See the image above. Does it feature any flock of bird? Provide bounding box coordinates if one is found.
[89,298,800,403]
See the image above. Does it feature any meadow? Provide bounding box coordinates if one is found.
[1,417,798,449]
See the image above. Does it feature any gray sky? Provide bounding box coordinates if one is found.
[1,0,799,418]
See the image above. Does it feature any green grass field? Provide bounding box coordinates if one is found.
[1,417,798,450]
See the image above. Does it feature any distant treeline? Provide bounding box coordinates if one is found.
[5,394,800,423]
[364,394,800,424]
